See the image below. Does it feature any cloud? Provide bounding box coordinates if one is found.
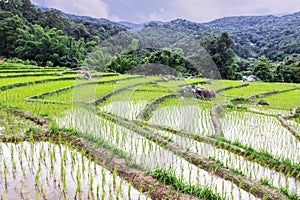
[32,0,109,18]
[109,14,121,22]
[32,0,300,23]
[148,0,300,22]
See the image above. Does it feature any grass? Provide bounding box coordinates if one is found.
[193,79,245,91]
[0,62,45,69]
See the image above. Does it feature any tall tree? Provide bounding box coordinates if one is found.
[0,15,26,57]
[252,61,273,82]
[200,32,236,79]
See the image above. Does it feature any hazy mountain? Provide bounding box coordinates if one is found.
[149,12,300,60]
[117,21,144,29]
[37,6,121,26]
[32,5,300,60]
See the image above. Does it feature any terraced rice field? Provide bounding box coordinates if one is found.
[0,62,299,199]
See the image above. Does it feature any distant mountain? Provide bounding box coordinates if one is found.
[204,15,276,30]
[146,19,211,36]
[205,12,300,59]
[35,6,300,60]
[117,21,166,29]
[36,6,126,41]
[150,12,300,60]
[118,21,144,29]
[37,6,121,26]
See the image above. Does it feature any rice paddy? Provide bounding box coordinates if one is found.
[0,62,299,199]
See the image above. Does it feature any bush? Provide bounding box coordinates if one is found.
[46,61,54,67]
[6,57,24,64]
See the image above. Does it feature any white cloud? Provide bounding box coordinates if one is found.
[149,0,300,22]
[32,0,109,18]
[149,8,169,21]
[32,0,300,22]
[109,14,121,22]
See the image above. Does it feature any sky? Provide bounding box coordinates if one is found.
[31,0,300,23]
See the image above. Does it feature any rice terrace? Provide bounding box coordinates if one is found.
[1,0,300,199]
[0,59,299,200]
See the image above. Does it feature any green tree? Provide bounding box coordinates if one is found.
[20,0,36,22]
[37,9,70,34]
[273,65,293,82]
[85,47,111,71]
[16,25,80,67]
[200,32,236,79]
[291,61,300,83]
[252,61,273,82]
[0,15,26,57]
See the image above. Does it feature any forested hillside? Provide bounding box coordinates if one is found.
[206,13,300,60]
[0,0,125,67]
[142,14,300,82]
[147,12,300,61]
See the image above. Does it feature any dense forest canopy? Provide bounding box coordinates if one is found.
[0,0,125,67]
[0,0,299,82]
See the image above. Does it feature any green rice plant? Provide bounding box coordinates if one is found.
[101,162,106,191]
[219,110,300,164]
[152,168,225,200]
[116,179,123,198]
[88,171,94,197]
[3,160,7,189]
[113,167,118,189]
[225,81,297,99]
[1,141,148,199]
[256,89,300,110]
[96,184,100,199]
[56,108,261,199]
[128,181,133,199]
[149,103,214,135]
[75,167,81,197]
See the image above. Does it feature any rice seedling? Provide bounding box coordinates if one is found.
[288,119,300,132]
[150,127,300,196]
[240,105,290,116]
[225,82,297,99]
[0,142,149,200]
[219,110,300,163]
[255,89,300,110]
[98,80,170,120]
[0,109,39,136]
[55,107,263,199]
[0,63,299,199]
[149,100,215,135]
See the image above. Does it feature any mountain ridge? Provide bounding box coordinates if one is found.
[40,7,300,60]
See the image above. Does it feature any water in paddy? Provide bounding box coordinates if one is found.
[0,142,149,200]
